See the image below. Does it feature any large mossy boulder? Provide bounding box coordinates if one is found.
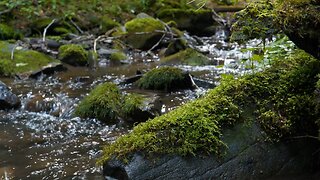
[0,81,20,110]
[136,67,195,91]
[58,44,88,66]
[0,41,60,77]
[157,9,219,36]
[99,50,320,178]
[74,82,153,123]
[161,48,212,66]
[124,17,165,50]
[275,0,320,59]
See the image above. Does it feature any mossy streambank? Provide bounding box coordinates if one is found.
[99,49,320,163]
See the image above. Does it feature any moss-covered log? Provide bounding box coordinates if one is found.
[99,49,320,163]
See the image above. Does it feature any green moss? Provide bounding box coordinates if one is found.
[99,49,320,163]
[75,82,146,123]
[58,44,88,66]
[0,24,21,40]
[156,8,216,35]
[230,0,279,43]
[0,41,59,76]
[121,93,144,118]
[161,48,211,66]
[101,17,121,32]
[110,51,127,61]
[124,17,165,50]
[275,0,320,35]
[136,66,190,91]
[74,82,122,123]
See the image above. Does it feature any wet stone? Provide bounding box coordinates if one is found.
[0,81,21,110]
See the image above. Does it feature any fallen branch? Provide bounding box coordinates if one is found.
[93,28,116,53]
[43,19,56,42]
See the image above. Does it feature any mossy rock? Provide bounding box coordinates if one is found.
[157,9,219,36]
[99,49,320,163]
[136,66,194,91]
[161,48,211,66]
[110,51,127,61]
[0,23,22,40]
[74,82,150,123]
[0,41,60,77]
[58,44,88,66]
[74,82,122,123]
[275,0,320,59]
[124,17,165,50]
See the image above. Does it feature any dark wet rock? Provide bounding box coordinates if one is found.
[136,67,197,92]
[29,62,67,79]
[46,39,61,50]
[157,9,219,36]
[0,81,20,110]
[103,123,320,179]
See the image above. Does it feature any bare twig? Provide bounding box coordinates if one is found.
[93,28,116,53]
[0,9,11,15]
[43,19,56,42]
[11,44,18,60]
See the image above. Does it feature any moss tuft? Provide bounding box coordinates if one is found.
[0,24,21,40]
[74,82,146,123]
[99,49,320,164]
[74,82,122,123]
[110,51,127,61]
[58,44,88,66]
[136,66,192,91]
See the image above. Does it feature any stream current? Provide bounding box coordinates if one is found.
[0,29,261,179]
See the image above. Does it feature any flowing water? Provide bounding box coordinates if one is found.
[0,29,263,179]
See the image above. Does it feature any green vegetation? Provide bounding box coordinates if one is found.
[161,48,211,66]
[136,66,192,91]
[58,44,88,66]
[157,8,217,35]
[0,41,59,76]
[230,0,278,44]
[74,82,122,123]
[99,49,320,163]
[124,17,165,49]
[74,82,145,123]
[0,23,21,40]
[110,51,127,61]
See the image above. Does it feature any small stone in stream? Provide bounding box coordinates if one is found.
[0,81,21,110]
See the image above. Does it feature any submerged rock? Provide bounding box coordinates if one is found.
[0,81,20,110]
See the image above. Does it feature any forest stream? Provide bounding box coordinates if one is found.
[0,28,264,179]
